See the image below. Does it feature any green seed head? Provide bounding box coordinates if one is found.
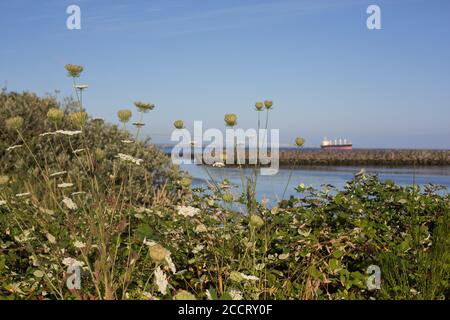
[65,64,84,78]
[134,101,155,113]
[94,148,106,161]
[47,108,64,122]
[224,113,238,127]
[249,214,264,228]
[255,102,264,111]
[295,137,305,147]
[180,177,192,188]
[222,191,234,203]
[264,100,273,109]
[5,116,24,131]
[173,120,184,129]
[149,244,169,263]
[230,271,244,283]
[69,112,87,128]
[173,291,196,300]
[117,109,132,123]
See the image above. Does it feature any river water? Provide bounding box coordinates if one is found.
[179,163,450,203]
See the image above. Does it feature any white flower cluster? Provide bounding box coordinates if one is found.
[116,153,144,166]
[40,130,82,137]
[177,206,200,217]
[62,257,84,267]
[6,144,23,151]
[62,196,78,210]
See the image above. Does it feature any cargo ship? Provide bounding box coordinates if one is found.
[321,138,353,150]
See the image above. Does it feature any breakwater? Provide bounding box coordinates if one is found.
[163,146,450,167]
[278,149,450,166]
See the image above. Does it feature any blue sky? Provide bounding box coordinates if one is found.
[1,0,449,148]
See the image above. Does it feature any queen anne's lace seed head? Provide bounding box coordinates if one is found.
[224,114,237,127]
[65,64,84,78]
[47,108,64,122]
[5,116,24,131]
[117,109,132,123]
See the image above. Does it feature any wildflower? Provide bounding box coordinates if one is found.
[195,224,207,233]
[117,109,132,123]
[15,192,31,198]
[47,108,64,122]
[58,183,73,189]
[0,200,7,206]
[229,289,243,300]
[74,240,86,249]
[62,257,84,267]
[212,162,225,168]
[178,205,200,217]
[149,244,170,263]
[71,191,87,196]
[134,101,155,113]
[173,291,196,300]
[74,84,88,90]
[56,130,82,136]
[62,196,78,210]
[49,171,67,178]
[69,112,87,128]
[14,229,35,243]
[5,116,24,131]
[46,233,56,244]
[295,137,305,147]
[264,100,273,109]
[65,64,84,78]
[240,273,259,281]
[165,255,176,273]
[224,113,237,127]
[39,132,57,137]
[154,266,168,295]
[255,102,264,111]
[249,214,264,228]
[6,144,23,151]
[192,244,204,254]
[279,253,289,260]
[173,120,184,129]
[116,153,143,165]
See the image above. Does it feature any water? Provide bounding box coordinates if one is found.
[179,164,450,203]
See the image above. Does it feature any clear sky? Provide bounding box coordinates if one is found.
[1,0,449,148]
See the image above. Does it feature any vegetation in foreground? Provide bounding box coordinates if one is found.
[0,67,449,300]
